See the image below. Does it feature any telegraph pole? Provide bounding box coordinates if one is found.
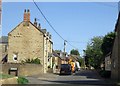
[64,40,67,63]
[64,40,66,54]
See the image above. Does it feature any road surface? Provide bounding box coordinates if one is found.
[26,69,115,86]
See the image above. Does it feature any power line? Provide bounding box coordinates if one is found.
[67,42,78,50]
[33,0,78,50]
[33,0,65,41]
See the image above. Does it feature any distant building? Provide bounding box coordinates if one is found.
[105,52,111,71]
[0,36,8,63]
[52,50,62,70]
[111,12,120,81]
[54,50,68,64]
[8,9,53,73]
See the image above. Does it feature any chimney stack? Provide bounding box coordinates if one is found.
[23,9,30,22]
[38,23,41,29]
[34,18,37,27]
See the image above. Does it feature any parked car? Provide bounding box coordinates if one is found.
[60,64,72,75]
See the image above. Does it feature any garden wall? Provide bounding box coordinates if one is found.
[2,63,44,76]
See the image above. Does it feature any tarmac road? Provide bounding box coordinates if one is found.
[26,69,116,86]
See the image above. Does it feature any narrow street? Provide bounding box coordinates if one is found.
[26,69,115,85]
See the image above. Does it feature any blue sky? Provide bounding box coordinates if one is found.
[2,2,119,56]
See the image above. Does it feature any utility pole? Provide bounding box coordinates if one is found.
[64,40,66,54]
[64,40,67,64]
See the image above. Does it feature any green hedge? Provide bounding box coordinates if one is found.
[17,77,29,84]
[99,70,111,78]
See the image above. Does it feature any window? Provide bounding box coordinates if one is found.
[13,53,18,61]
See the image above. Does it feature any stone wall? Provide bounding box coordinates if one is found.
[1,77,18,84]
[111,13,120,81]
[111,34,118,80]
[2,63,43,76]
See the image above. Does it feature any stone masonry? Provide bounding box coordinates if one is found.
[111,12,120,81]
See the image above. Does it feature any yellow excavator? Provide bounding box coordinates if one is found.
[68,59,76,73]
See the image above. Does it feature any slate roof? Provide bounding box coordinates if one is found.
[8,21,44,35]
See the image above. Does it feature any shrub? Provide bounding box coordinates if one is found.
[33,58,41,64]
[23,58,41,64]
[99,70,111,78]
[17,77,29,84]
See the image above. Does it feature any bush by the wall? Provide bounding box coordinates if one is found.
[99,70,111,78]
[23,58,41,64]
[17,77,29,84]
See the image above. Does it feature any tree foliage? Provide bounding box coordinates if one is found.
[84,36,103,69]
[79,58,84,67]
[101,32,116,56]
[70,49,80,56]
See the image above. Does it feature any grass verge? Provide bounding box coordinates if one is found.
[17,76,29,84]
[0,74,14,79]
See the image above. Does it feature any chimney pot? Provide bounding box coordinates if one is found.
[34,18,37,27]
[38,23,41,29]
[24,9,26,12]
[27,9,30,12]
[35,18,37,22]
[39,23,40,27]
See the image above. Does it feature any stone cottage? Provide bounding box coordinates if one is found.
[111,11,120,81]
[8,9,53,73]
[0,36,8,63]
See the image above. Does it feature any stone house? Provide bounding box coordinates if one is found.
[52,50,62,69]
[111,12,120,81]
[105,52,111,71]
[54,50,68,64]
[68,55,80,62]
[0,36,8,63]
[41,29,53,70]
[8,9,53,73]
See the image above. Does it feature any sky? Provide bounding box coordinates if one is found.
[2,1,119,56]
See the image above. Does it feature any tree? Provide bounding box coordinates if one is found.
[70,49,80,56]
[101,32,116,56]
[84,36,103,69]
[54,50,62,52]
[79,58,84,67]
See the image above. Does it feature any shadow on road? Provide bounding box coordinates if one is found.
[39,79,116,86]
[74,70,102,79]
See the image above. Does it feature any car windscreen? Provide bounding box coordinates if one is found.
[61,64,71,69]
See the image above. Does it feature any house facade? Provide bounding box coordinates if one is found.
[0,36,8,63]
[8,9,53,73]
[111,12,120,81]
[42,29,53,71]
[105,53,111,71]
